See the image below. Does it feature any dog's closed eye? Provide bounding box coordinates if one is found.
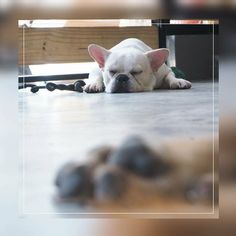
[109,70,118,76]
[130,70,143,76]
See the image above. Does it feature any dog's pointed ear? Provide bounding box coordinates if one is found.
[88,44,110,68]
[145,48,169,71]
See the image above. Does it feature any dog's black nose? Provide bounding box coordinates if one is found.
[116,74,129,83]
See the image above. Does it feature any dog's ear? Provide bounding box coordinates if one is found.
[88,44,110,69]
[145,48,169,71]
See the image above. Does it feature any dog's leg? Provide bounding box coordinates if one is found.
[164,71,192,89]
[84,66,105,93]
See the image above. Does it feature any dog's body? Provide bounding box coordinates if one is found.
[85,38,192,93]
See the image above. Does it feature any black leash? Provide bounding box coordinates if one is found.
[19,80,86,93]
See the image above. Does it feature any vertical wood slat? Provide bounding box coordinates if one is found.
[18,26,159,65]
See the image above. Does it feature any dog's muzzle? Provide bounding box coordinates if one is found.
[112,74,130,93]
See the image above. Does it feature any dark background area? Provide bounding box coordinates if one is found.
[174,34,218,82]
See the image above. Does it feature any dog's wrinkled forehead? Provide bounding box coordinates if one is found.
[105,49,148,72]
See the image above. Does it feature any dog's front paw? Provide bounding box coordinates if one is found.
[84,82,105,93]
[170,79,192,89]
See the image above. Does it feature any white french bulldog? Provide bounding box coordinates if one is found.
[85,38,191,93]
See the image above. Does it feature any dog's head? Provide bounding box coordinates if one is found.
[88,44,169,93]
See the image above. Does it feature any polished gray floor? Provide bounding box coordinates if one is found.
[18,82,218,214]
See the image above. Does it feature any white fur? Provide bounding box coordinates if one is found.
[85,38,191,93]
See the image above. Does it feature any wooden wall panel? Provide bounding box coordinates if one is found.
[18,27,159,65]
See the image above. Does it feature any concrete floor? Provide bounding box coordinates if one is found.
[18,82,218,214]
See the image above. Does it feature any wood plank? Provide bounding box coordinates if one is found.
[64,20,120,27]
[18,27,159,65]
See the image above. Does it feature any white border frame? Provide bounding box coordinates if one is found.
[19,21,218,218]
